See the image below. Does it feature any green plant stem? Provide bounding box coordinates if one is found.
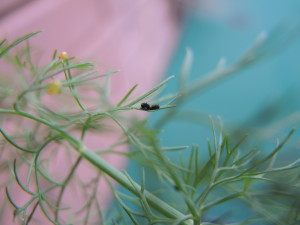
[81,149,192,224]
[62,61,88,113]
[0,109,192,225]
[154,65,245,129]
[55,156,82,221]
[83,173,102,225]
[154,34,267,129]
[26,201,39,225]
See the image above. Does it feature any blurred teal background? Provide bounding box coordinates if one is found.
[151,0,300,146]
[125,0,300,223]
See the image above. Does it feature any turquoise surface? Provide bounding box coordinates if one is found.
[151,0,300,145]
[124,1,300,223]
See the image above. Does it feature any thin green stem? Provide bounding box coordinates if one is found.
[81,149,192,224]
[62,61,88,113]
[0,108,192,224]
[83,173,102,225]
[55,156,82,221]
[26,201,39,225]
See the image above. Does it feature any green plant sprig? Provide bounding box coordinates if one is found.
[155,27,300,129]
[0,83,193,225]
[1,31,300,225]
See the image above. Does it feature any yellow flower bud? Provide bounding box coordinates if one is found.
[58,51,68,60]
[47,80,62,95]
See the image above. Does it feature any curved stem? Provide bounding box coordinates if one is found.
[55,156,82,221]
[0,109,192,225]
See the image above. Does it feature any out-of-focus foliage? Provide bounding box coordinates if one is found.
[0,31,300,225]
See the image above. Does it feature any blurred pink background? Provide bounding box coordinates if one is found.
[0,0,184,224]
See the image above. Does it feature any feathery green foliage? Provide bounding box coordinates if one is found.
[0,31,300,225]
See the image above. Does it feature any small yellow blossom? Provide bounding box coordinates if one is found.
[58,51,68,60]
[47,80,62,95]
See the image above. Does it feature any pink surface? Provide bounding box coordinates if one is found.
[0,0,182,224]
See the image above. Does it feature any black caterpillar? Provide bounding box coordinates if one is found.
[141,102,150,110]
[140,102,160,111]
[149,104,160,110]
